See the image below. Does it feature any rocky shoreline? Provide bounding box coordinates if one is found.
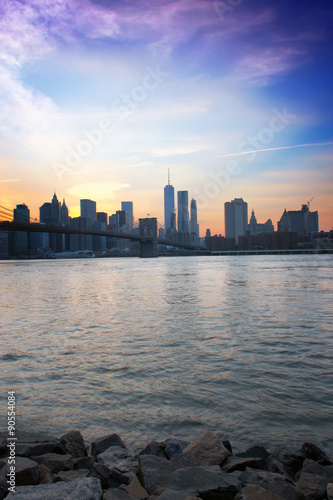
[0,429,332,499]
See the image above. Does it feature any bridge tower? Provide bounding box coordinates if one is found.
[139,218,158,258]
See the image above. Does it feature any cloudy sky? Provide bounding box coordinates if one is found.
[0,0,332,233]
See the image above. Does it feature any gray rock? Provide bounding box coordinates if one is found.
[163,439,189,459]
[269,448,305,475]
[296,472,328,500]
[265,455,293,479]
[32,452,74,473]
[103,489,138,499]
[327,483,333,500]
[121,474,148,499]
[138,441,167,459]
[37,464,53,484]
[299,459,333,482]
[150,489,200,499]
[235,484,284,499]
[88,463,130,490]
[74,456,96,469]
[0,432,60,459]
[59,430,88,458]
[0,431,59,446]
[235,468,300,500]
[301,443,332,465]
[91,434,126,457]
[5,456,39,486]
[138,455,173,495]
[169,452,197,470]
[56,469,90,482]
[97,446,138,474]
[0,476,8,500]
[6,477,103,499]
[183,432,230,466]
[238,445,270,460]
[170,465,242,498]
[222,456,265,473]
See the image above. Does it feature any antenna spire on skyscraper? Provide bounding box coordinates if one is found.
[168,168,170,186]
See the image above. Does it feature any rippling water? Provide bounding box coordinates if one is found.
[1,255,332,454]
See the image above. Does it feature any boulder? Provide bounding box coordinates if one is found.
[296,472,328,500]
[55,469,90,482]
[327,483,333,500]
[138,455,173,495]
[301,443,332,465]
[91,434,126,457]
[103,489,138,500]
[149,490,200,499]
[0,476,8,500]
[183,432,230,466]
[269,448,304,476]
[169,452,197,470]
[121,475,149,499]
[237,468,300,500]
[5,477,103,499]
[88,463,130,490]
[6,457,39,486]
[32,452,74,473]
[163,439,189,459]
[238,445,270,460]
[138,441,167,459]
[0,431,60,458]
[74,456,96,470]
[299,459,333,482]
[170,465,242,498]
[59,430,88,458]
[235,484,284,499]
[97,446,138,474]
[222,456,265,473]
[37,464,53,484]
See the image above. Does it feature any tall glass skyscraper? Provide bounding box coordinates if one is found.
[177,190,189,233]
[121,201,134,229]
[164,170,175,233]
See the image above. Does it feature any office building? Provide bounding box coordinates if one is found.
[80,199,96,222]
[60,199,69,226]
[278,204,318,236]
[190,198,199,245]
[121,202,133,230]
[116,210,129,230]
[177,190,189,233]
[97,212,108,224]
[164,170,175,233]
[13,204,30,223]
[225,198,248,244]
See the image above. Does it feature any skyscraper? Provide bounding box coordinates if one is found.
[121,202,134,230]
[190,198,199,245]
[177,190,189,233]
[60,199,69,226]
[13,204,30,223]
[164,170,175,234]
[50,192,60,224]
[225,198,248,244]
[80,199,96,222]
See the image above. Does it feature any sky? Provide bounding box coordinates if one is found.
[0,0,332,235]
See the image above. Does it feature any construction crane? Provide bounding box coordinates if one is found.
[307,196,314,210]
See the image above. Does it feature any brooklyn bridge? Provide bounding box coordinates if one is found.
[0,204,198,258]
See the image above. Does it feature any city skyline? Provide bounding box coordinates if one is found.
[0,1,333,233]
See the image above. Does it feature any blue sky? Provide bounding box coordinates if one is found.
[0,0,332,233]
